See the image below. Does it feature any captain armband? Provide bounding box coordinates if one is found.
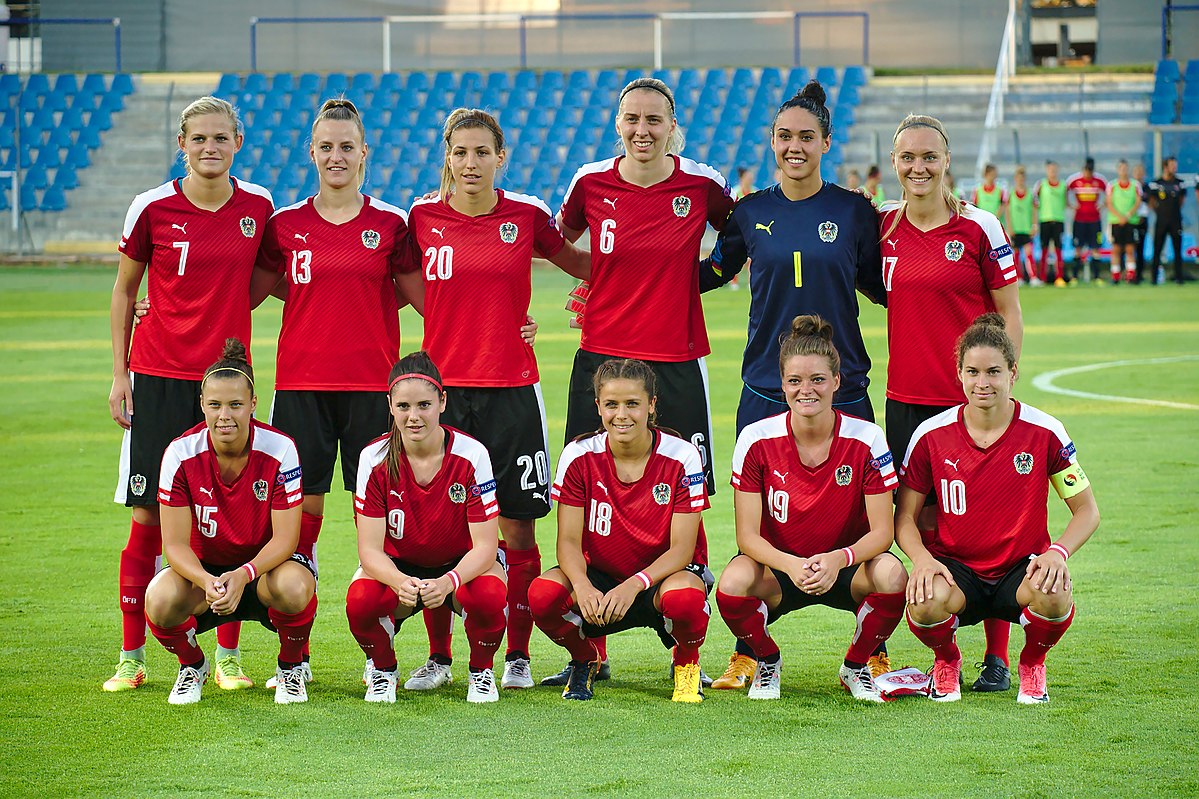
[1049,463,1090,499]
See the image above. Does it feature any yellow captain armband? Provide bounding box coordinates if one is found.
[1050,463,1090,499]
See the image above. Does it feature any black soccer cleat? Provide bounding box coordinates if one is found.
[971,654,1012,692]
[541,659,610,686]
[562,660,599,701]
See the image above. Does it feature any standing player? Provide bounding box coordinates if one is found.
[727,166,755,290]
[1106,159,1143,284]
[899,314,1100,703]
[145,339,317,705]
[1131,162,1151,283]
[105,96,273,693]
[1066,157,1107,283]
[715,316,906,701]
[1034,160,1068,286]
[396,108,590,691]
[1148,156,1187,285]
[864,164,886,207]
[882,113,1024,692]
[1006,166,1039,285]
[971,163,1006,225]
[346,352,508,704]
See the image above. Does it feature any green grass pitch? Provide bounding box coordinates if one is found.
[1,265,1197,797]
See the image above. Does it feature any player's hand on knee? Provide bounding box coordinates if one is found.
[420,575,454,609]
[801,552,840,595]
[577,584,605,627]
[907,557,954,605]
[1027,550,1070,594]
[600,581,639,625]
[393,575,423,608]
[211,569,249,615]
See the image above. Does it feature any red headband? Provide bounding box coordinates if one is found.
[388,373,444,394]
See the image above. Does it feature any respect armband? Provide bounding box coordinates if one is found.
[1049,463,1090,499]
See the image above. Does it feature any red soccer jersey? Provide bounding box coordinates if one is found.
[257,195,410,391]
[899,401,1078,580]
[1066,173,1108,223]
[880,203,1017,406]
[355,427,499,567]
[158,420,303,566]
[731,411,897,557]
[402,190,564,387]
[119,178,274,380]
[551,430,709,579]
[560,155,733,362]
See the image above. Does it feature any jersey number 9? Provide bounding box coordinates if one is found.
[387,508,406,539]
[767,486,788,524]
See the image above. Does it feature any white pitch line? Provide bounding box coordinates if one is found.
[1031,355,1199,410]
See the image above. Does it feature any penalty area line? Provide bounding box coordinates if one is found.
[1031,355,1199,410]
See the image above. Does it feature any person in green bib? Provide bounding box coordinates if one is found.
[972,163,1007,219]
[1006,166,1038,285]
[1034,161,1069,285]
[865,164,886,207]
[1106,159,1143,284]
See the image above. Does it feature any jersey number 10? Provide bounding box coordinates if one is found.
[939,478,966,516]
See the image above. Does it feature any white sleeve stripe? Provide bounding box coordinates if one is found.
[269,198,310,219]
[562,159,615,208]
[502,190,553,217]
[903,406,960,467]
[367,195,410,222]
[1016,403,1072,446]
[234,177,274,205]
[121,181,177,239]
[676,155,729,189]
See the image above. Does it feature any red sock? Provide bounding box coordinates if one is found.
[845,591,905,664]
[119,520,161,651]
[270,594,318,664]
[716,590,779,660]
[298,511,322,563]
[595,636,608,661]
[502,544,541,657]
[1038,248,1048,281]
[983,618,1012,665]
[1018,605,1075,668]
[907,609,961,663]
[346,579,399,670]
[1024,250,1037,281]
[457,574,508,670]
[528,576,597,662]
[660,587,709,666]
[216,622,242,650]
[422,604,454,660]
[148,616,203,665]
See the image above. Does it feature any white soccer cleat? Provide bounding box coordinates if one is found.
[405,658,453,691]
[1016,662,1050,705]
[501,657,534,689]
[839,663,885,703]
[467,668,500,703]
[362,658,374,685]
[167,660,209,706]
[364,668,397,704]
[274,665,309,704]
[266,661,312,689]
[929,657,962,702]
[747,657,782,700]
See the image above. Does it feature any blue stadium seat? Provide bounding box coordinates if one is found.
[18,91,41,113]
[324,73,348,96]
[406,72,429,96]
[66,142,91,169]
[838,83,860,107]
[350,72,375,93]
[19,181,39,210]
[541,70,565,92]
[25,73,50,96]
[40,183,66,211]
[44,88,71,113]
[843,65,868,88]
[29,106,56,133]
[0,73,21,97]
[431,71,456,96]
[216,73,240,97]
[0,187,8,211]
[621,69,643,86]
[703,69,729,92]
[0,128,14,150]
[731,68,754,90]
[24,162,49,189]
[270,73,294,94]
[111,73,134,95]
[34,144,61,169]
[99,89,125,113]
[77,126,102,150]
[241,73,267,95]
[53,163,78,189]
[596,69,619,91]
[816,66,838,88]
[91,106,114,132]
[60,105,85,131]
[1157,59,1181,83]
[513,70,537,93]
[785,67,810,95]
[53,74,79,96]
[1150,99,1177,125]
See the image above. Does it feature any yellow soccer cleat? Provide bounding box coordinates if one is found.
[214,654,254,690]
[671,663,704,703]
[102,658,147,692]
[710,653,756,690]
[867,651,892,681]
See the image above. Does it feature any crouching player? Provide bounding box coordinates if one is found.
[715,316,906,701]
[898,313,1100,703]
[529,359,712,703]
[345,352,508,704]
[146,339,317,705]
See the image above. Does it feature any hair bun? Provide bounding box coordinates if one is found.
[798,79,826,107]
[790,314,833,341]
[220,337,248,362]
[973,312,1006,330]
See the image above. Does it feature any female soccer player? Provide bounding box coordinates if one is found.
[715,316,905,701]
[1034,160,1068,285]
[106,96,273,693]
[145,339,317,705]
[1107,159,1143,284]
[345,352,508,704]
[882,113,1024,693]
[971,163,1006,226]
[1006,166,1039,285]
[898,314,1099,703]
[864,164,886,207]
[528,359,711,703]
[395,107,589,690]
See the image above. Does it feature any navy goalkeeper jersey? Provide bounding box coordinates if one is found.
[700,182,885,402]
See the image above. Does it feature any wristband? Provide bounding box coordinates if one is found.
[1048,543,1070,560]
[634,571,652,590]
[241,562,258,582]
[840,547,856,568]
[447,570,462,591]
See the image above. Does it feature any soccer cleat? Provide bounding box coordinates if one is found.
[467,668,500,703]
[541,659,610,686]
[102,658,147,692]
[839,663,885,703]
[710,653,756,690]
[168,660,209,706]
[671,663,704,703]
[929,657,962,702]
[562,660,599,701]
[362,658,374,685]
[1029,277,1045,287]
[404,658,453,691]
[1053,277,1067,287]
[971,654,1011,692]
[214,654,254,690]
[273,665,308,704]
[747,657,782,700]
[1016,662,1049,704]
[501,657,534,690]
[867,651,892,681]
[364,668,397,704]
[267,660,311,689]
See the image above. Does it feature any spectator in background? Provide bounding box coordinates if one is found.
[1066,157,1107,284]
[1131,162,1151,283]
[1149,156,1186,285]
[1034,160,1069,286]
[1106,159,1142,284]
[865,164,885,207]
[1006,166,1039,285]
[971,163,1006,223]
[844,169,862,192]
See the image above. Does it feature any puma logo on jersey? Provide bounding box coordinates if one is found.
[171,223,188,234]
[887,239,898,249]
[755,221,775,235]
[772,470,788,483]
[294,232,309,243]
[595,481,609,495]
[602,198,618,210]
[944,458,960,471]
[198,486,214,499]
[390,490,404,501]
[431,227,445,238]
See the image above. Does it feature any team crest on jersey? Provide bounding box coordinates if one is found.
[835,465,853,486]
[253,479,269,501]
[652,482,672,505]
[499,221,518,244]
[1014,452,1034,475]
[818,220,839,243]
[130,474,147,497]
[362,229,381,249]
[672,196,691,218]
[944,240,965,261]
[449,482,467,504]
[239,217,256,238]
